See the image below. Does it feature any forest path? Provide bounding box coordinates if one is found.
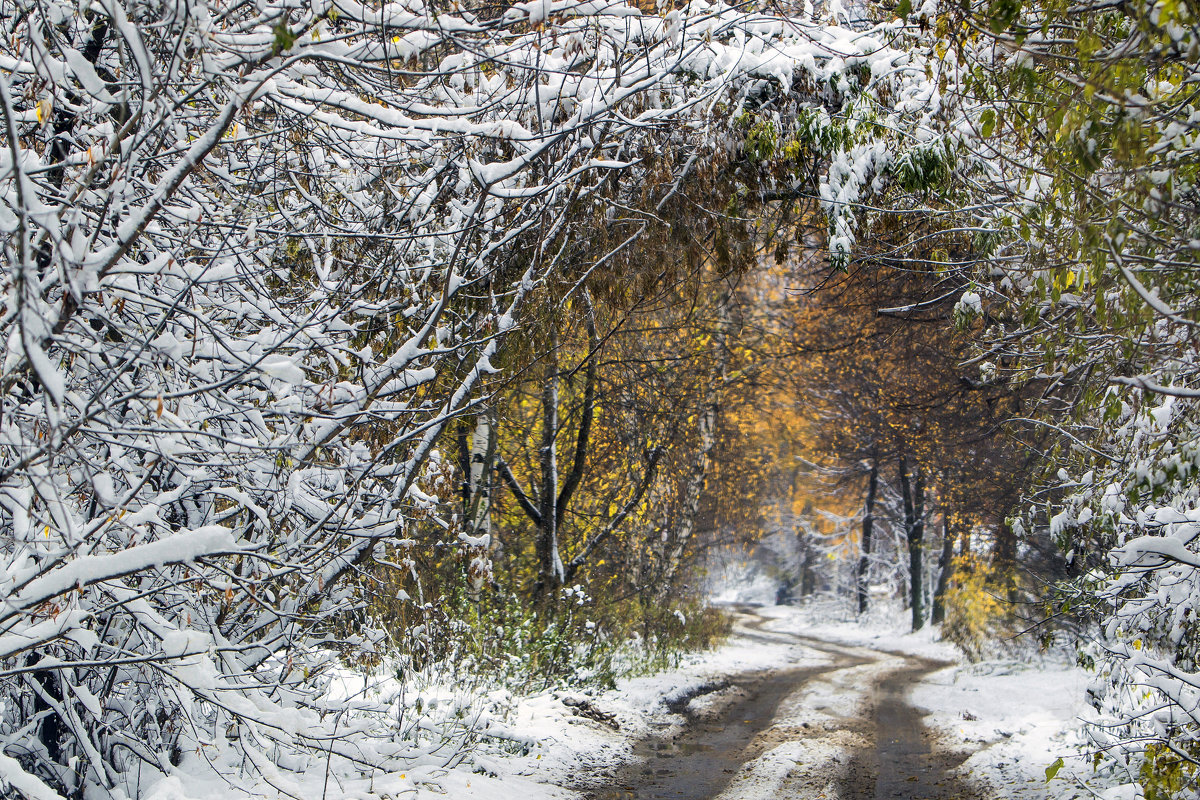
[582,608,981,800]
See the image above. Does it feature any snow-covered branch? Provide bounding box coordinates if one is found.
[0,0,929,795]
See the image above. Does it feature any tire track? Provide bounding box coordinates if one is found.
[580,608,982,800]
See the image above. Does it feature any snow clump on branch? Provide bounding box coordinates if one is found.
[0,0,933,796]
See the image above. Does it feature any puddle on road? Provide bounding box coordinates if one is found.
[650,740,713,756]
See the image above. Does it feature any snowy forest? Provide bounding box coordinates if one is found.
[0,0,1197,797]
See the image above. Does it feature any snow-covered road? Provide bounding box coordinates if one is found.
[583,610,979,800]
[443,605,1123,800]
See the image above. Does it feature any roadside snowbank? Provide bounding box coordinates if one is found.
[910,658,1100,799]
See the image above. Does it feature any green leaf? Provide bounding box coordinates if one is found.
[980,108,996,138]
[1045,757,1064,781]
[987,0,1021,32]
[896,0,912,19]
[273,23,297,56]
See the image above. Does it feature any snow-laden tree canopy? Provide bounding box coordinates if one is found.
[0,0,939,795]
[889,0,1200,782]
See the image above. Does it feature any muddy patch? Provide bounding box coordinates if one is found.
[582,664,835,800]
[837,660,980,800]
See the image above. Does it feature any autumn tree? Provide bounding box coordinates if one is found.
[891,0,1200,783]
[756,227,1035,630]
[0,0,948,793]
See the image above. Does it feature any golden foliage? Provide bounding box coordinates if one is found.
[941,554,1013,661]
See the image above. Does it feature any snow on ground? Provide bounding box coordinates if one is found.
[910,657,1102,799]
[759,599,1138,799]
[755,599,960,662]
[137,608,826,800]
[415,602,1133,800]
[144,602,1136,799]
[437,609,833,800]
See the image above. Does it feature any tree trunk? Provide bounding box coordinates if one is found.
[660,291,730,593]
[500,299,599,603]
[799,532,815,597]
[536,333,565,599]
[857,451,878,615]
[465,411,495,537]
[932,512,954,624]
[463,410,496,598]
[899,454,926,631]
[660,374,719,591]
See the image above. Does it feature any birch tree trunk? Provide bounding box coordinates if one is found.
[464,410,497,598]
[469,413,496,539]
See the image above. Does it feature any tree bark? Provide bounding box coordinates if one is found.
[899,454,926,631]
[857,451,878,615]
[931,511,954,624]
[466,411,495,538]
[462,410,497,598]
[502,299,600,602]
[660,291,731,593]
[660,375,719,591]
[536,332,565,598]
[556,290,597,523]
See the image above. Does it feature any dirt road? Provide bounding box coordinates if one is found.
[582,610,980,800]
[837,660,977,800]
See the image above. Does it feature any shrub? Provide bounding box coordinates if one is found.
[941,554,1013,661]
[1141,742,1200,800]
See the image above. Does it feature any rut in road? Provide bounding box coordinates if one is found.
[586,648,861,800]
[838,660,977,800]
[581,614,981,800]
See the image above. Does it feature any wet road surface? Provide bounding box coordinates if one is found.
[838,660,977,800]
[581,610,981,800]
